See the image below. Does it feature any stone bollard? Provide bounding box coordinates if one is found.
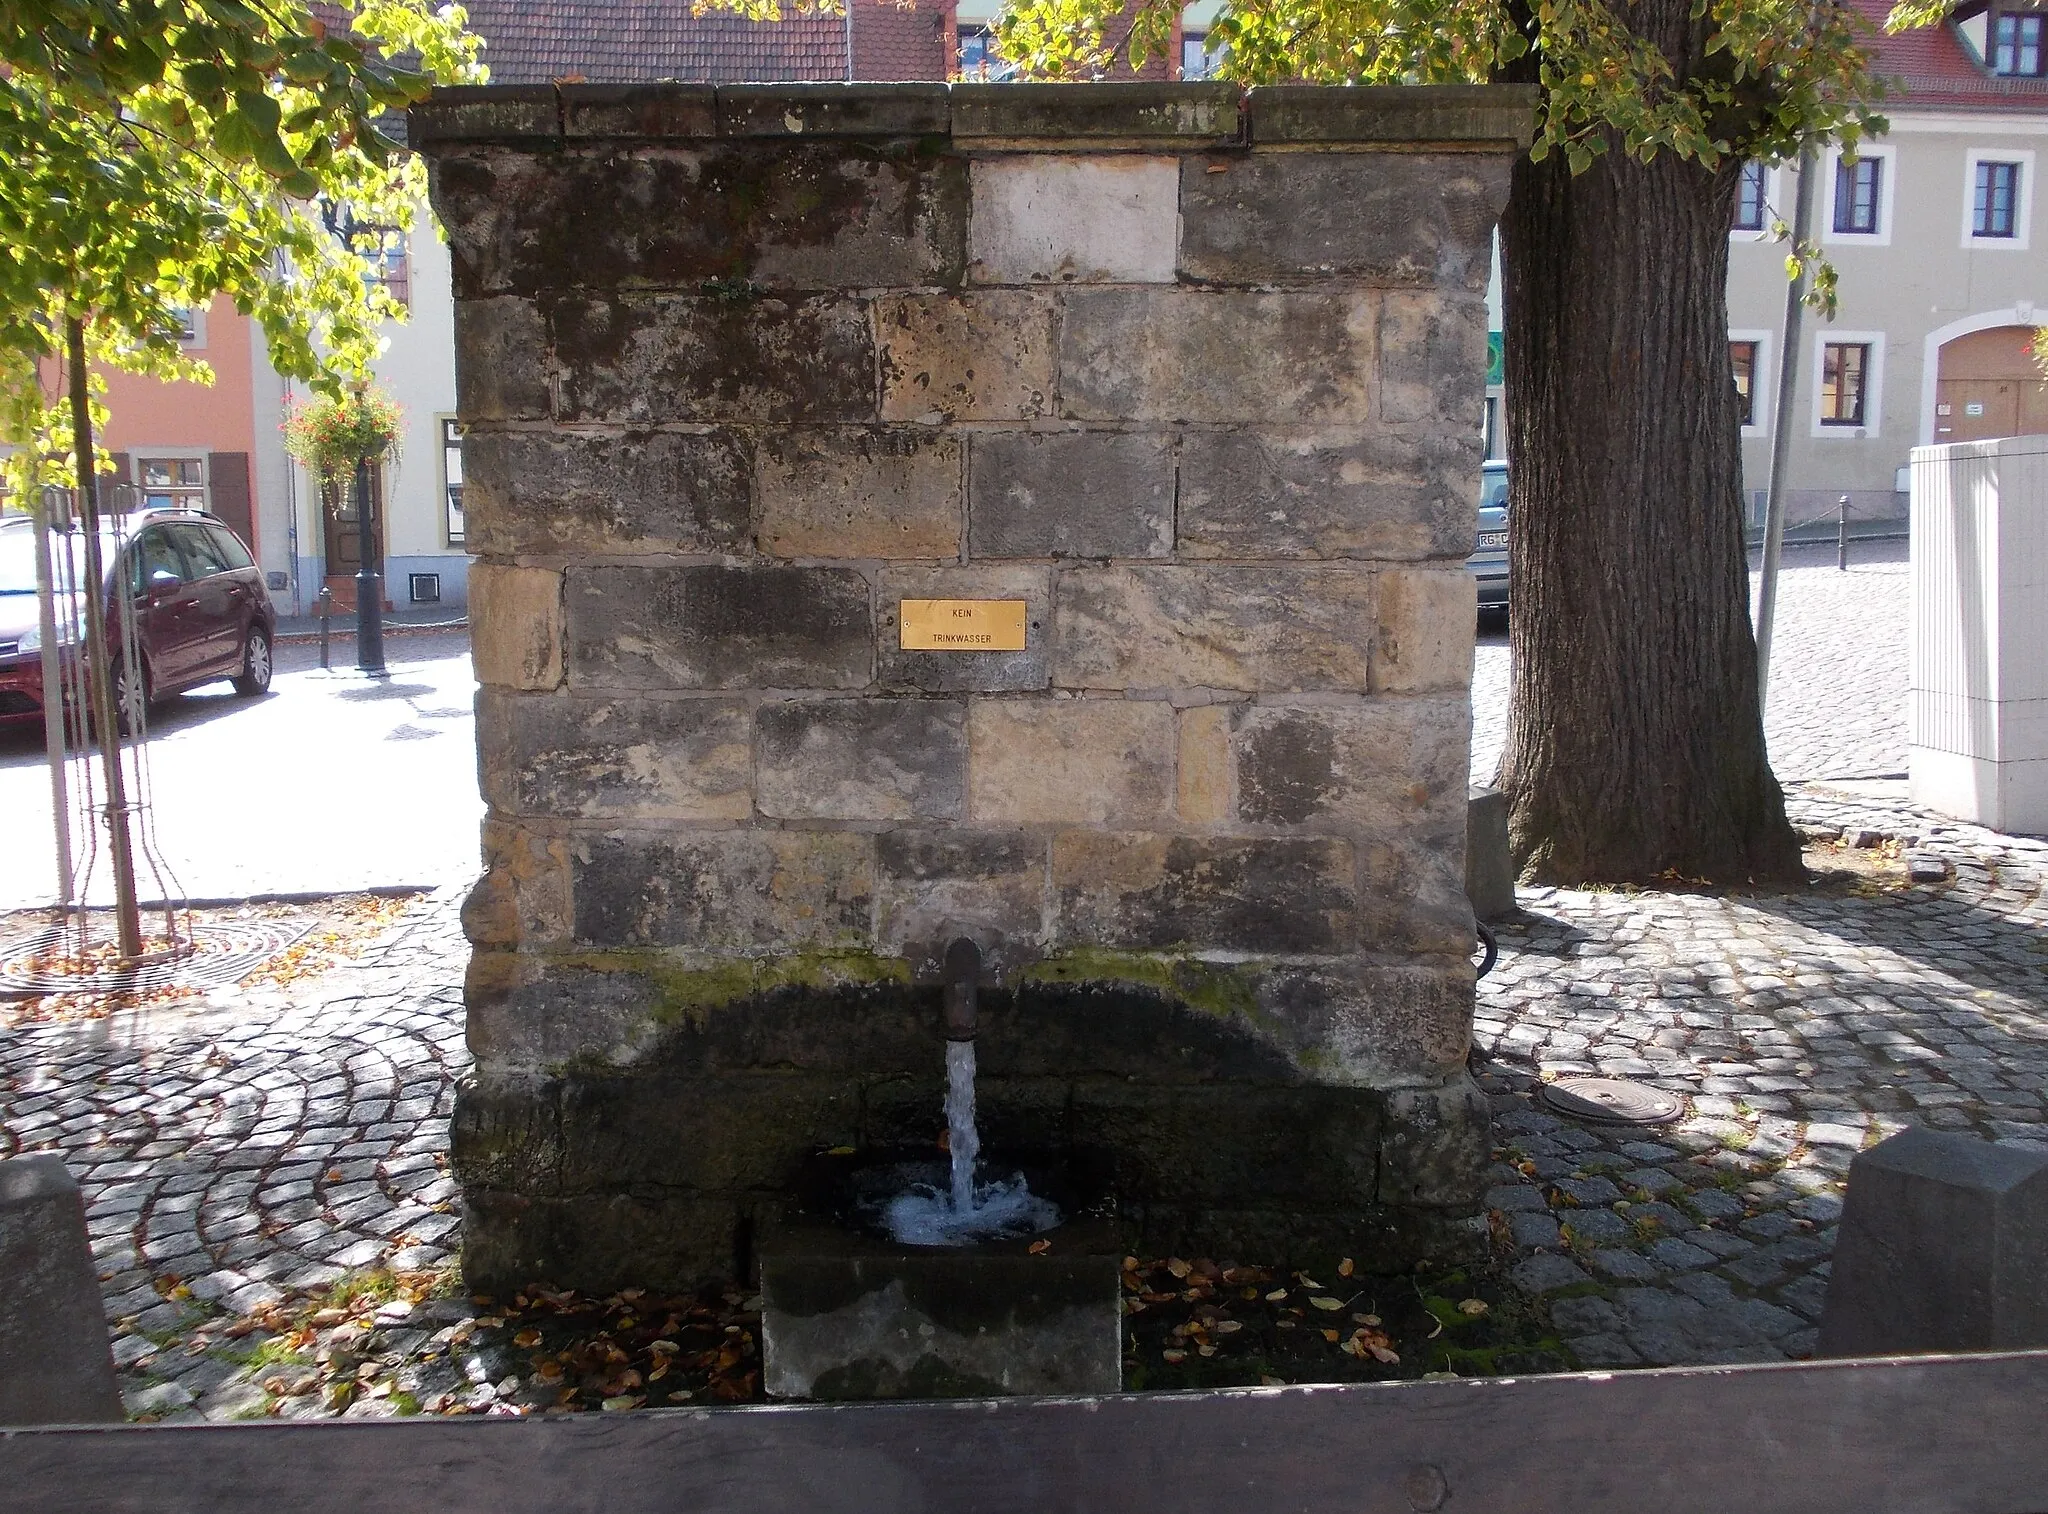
[0,1155,123,1424]
[1466,787,1516,922]
[1817,1128,2048,1357]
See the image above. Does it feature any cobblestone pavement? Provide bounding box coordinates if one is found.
[0,891,472,1421]
[1474,788,2048,1367]
[1473,540,1910,786]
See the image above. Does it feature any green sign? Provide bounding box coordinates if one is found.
[1487,330,1504,387]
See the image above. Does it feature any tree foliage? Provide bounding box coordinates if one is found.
[997,1,1941,173]
[0,1,484,498]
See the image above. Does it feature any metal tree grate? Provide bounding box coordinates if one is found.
[0,918,313,999]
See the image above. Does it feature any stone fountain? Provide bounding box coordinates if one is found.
[416,81,1534,1357]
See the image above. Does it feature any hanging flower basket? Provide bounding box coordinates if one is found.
[281,386,404,484]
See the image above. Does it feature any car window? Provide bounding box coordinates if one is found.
[167,522,233,578]
[1480,474,1509,510]
[130,528,190,593]
[206,525,255,572]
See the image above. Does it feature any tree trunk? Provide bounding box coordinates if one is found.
[1496,31,1804,884]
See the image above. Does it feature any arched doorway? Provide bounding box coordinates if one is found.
[1933,324,2048,443]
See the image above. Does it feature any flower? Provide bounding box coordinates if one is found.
[281,385,404,478]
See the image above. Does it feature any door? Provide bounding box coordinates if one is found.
[321,466,385,581]
[1934,325,2048,443]
[125,525,203,685]
[164,522,247,675]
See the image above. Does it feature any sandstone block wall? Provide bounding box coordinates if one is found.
[417,81,1533,1290]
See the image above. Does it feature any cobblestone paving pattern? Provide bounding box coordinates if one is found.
[0,891,471,1421]
[1475,788,2048,1367]
[1473,541,1910,786]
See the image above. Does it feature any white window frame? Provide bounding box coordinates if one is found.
[1810,329,1886,439]
[1962,147,2034,250]
[1822,143,1898,247]
[169,305,206,351]
[1730,162,1782,241]
[1729,328,1773,438]
[438,414,466,548]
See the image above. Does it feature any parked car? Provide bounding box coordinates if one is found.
[0,508,276,731]
[1470,460,1508,615]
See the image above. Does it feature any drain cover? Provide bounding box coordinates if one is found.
[0,919,312,998]
[1538,1076,1687,1127]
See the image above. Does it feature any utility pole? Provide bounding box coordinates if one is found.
[354,454,386,674]
[1754,146,1818,718]
[66,315,143,957]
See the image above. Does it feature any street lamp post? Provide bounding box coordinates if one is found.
[354,454,385,674]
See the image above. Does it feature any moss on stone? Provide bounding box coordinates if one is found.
[1018,948,1272,1029]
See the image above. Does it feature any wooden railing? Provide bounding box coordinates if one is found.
[6,1350,2048,1513]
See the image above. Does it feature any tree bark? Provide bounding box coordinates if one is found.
[1496,1,1805,884]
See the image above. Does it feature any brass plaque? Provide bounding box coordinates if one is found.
[899,598,1028,652]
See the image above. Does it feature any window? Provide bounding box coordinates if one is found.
[129,528,189,594]
[1733,161,1767,232]
[1182,32,1225,79]
[1834,156,1883,234]
[1821,342,1870,426]
[956,28,1012,81]
[166,306,206,349]
[205,524,254,572]
[166,522,232,578]
[442,418,466,546]
[1730,341,1759,426]
[368,235,410,308]
[1975,159,2023,237]
[138,457,205,512]
[1994,11,2046,76]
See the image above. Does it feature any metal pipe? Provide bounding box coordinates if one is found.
[354,454,385,673]
[1755,144,1819,717]
[942,936,980,1042]
[67,315,142,958]
[31,488,73,905]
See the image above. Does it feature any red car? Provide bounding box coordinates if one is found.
[0,507,276,732]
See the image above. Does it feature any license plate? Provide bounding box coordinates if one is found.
[1476,531,1508,549]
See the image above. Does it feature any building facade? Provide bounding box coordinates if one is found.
[1727,0,2048,534]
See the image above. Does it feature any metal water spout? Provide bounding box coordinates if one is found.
[942,936,980,1042]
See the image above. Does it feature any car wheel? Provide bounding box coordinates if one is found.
[232,627,272,697]
[111,658,152,737]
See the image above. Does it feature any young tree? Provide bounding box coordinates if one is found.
[995,0,1934,884]
[0,1,482,948]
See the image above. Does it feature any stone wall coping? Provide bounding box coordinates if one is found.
[411,81,1538,151]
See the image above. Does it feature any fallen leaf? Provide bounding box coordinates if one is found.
[1310,1296,1344,1311]
[1368,1344,1401,1365]
[1259,1375,1285,1387]
[1321,1328,1341,1343]
[648,1358,670,1382]
[1337,1258,1355,1278]
[1213,1320,1243,1334]
[1027,1240,1052,1255]
[535,1361,564,1384]
[514,1329,543,1348]
[1458,1299,1489,1317]
[1196,1344,1217,1358]
[600,1394,644,1412]
[1161,1349,1186,1364]
[1265,1288,1288,1302]
[1166,1258,1192,1279]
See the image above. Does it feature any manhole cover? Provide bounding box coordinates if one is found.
[1538,1076,1687,1127]
[0,919,312,998]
